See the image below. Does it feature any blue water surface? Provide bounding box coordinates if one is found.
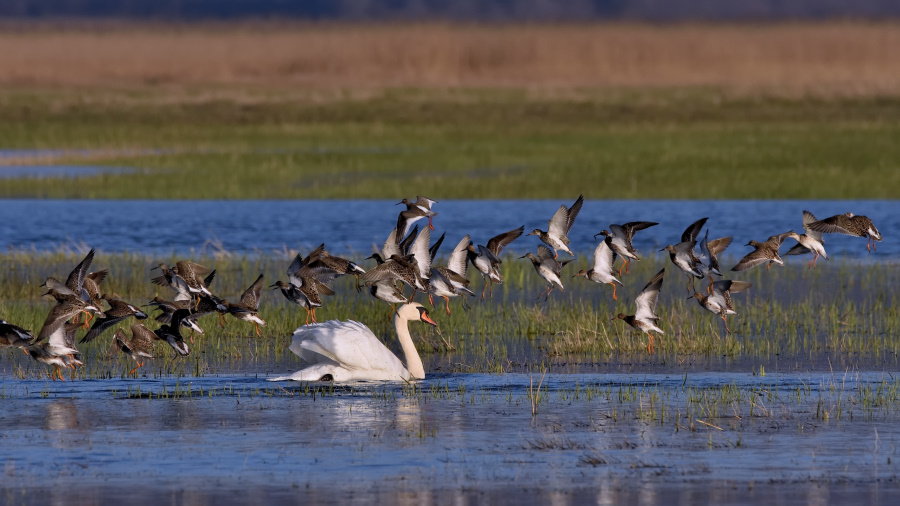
[0,199,895,259]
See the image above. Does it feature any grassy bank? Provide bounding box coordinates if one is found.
[1,88,900,199]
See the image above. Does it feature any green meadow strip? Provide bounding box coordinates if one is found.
[1,249,898,380]
[1,89,900,199]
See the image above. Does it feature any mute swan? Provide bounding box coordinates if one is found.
[269,302,437,382]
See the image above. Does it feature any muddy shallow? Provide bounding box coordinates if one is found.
[2,371,900,505]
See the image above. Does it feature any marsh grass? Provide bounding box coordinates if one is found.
[1,248,898,380]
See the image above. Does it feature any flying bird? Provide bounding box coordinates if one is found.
[612,268,666,354]
[528,195,584,258]
[807,212,881,253]
[594,221,658,276]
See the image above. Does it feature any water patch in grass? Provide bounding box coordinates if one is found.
[0,165,136,179]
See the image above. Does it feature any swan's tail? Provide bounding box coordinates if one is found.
[268,363,335,382]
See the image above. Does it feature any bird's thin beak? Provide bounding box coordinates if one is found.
[593,233,602,239]
[150,266,159,271]
[608,317,617,322]
[658,248,666,252]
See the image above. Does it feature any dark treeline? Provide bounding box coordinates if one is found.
[1,0,899,21]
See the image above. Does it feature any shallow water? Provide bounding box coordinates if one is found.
[2,195,898,503]
[0,198,896,259]
[2,371,899,505]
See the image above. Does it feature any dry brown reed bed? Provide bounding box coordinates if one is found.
[1,21,900,96]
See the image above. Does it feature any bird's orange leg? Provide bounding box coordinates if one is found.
[218,313,226,328]
[721,315,732,333]
[189,328,195,344]
[609,282,618,301]
[130,362,141,375]
[255,323,261,338]
[624,258,631,276]
[304,309,311,326]
[646,332,655,354]
[489,281,494,299]
[428,294,435,307]
[443,296,451,316]
[311,308,318,324]
[617,261,625,277]
[481,283,487,300]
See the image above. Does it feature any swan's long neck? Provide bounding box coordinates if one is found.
[394,312,425,379]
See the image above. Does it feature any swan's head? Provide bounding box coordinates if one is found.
[398,302,437,327]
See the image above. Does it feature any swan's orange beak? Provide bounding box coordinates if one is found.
[421,312,438,327]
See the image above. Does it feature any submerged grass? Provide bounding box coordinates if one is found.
[2,88,900,199]
[0,248,898,380]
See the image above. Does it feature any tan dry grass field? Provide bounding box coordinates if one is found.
[1,22,900,95]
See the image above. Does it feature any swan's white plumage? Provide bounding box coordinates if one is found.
[270,304,432,382]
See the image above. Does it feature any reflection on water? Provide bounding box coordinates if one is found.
[45,400,80,431]
[0,199,897,259]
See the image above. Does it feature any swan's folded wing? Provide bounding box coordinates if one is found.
[291,320,406,373]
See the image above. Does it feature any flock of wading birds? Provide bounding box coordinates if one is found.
[0,195,885,380]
